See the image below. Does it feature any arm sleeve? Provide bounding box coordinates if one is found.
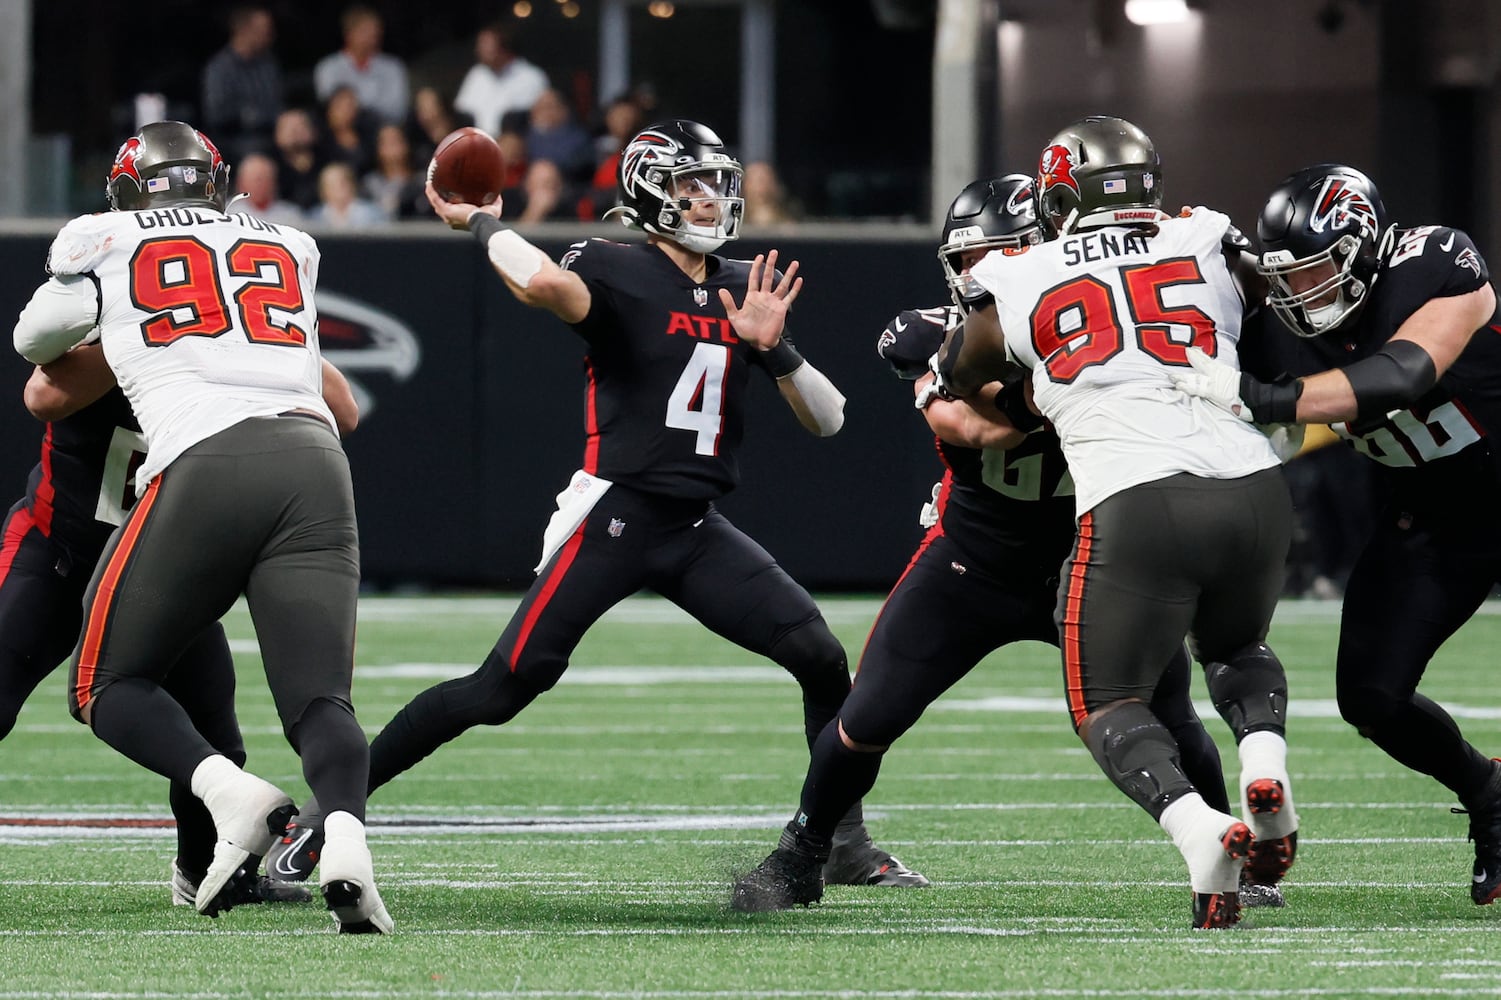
[14,275,101,364]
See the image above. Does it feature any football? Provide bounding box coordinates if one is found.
[427,127,506,207]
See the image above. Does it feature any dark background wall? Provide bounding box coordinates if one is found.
[0,228,943,591]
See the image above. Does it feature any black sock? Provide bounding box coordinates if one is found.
[291,699,370,822]
[89,678,215,786]
[793,720,885,845]
[170,780,216,876]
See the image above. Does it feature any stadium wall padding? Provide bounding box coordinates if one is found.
[0,228,948,591]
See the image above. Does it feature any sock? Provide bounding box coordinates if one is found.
[1160,793,1242,894]
[1238,730,1298,839]
[792,722,884,846]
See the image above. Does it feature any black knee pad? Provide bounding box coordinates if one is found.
[1202,642,1288,740]
[1082,701,1194,817]
[769,617,850,702]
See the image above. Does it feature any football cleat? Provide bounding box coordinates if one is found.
[1244,777,1297,895]
[731,847,825,913]
[1456,759,1501,905]
[171,859,313,911]
[319,811,393,934]
[1192,890,1242,929]
[266,808,325,883]
[192,767,295,916]
[1238,868,1286,908]
[824,825,930,887]
[1190,821,1252,929]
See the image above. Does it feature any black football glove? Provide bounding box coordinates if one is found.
[877,306,959,380]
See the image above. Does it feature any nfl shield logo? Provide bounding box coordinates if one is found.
[693,287,708,307]
[183,167,198,184]
[608,518,626,538]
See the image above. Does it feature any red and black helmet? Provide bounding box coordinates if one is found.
[106,121,230,212]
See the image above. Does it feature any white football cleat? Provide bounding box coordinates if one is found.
[189,756,294,916]
[318,810,393,934]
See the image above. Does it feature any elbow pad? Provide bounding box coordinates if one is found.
[1343,340,1438,418]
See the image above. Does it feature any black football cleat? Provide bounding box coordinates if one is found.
[1192,890,1242,929]
[823,833,930,888]
[171,859,313,916]
[731,846,825,912]
[1457,759,1501,905]
[266,808,325,883]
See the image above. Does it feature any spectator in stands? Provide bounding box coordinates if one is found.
[524,88,594,184]
[200,5,283,162]
[741,161,798,227]
[309,162,385,228]
[513,159,577,224]
[314,5,409,127]
[453,22,549,139]
[579,97,641,221]
[317,85,376,177]
[497,126,529,195]
[407,85,467,167]
[272,108,323,211]
[362,124,427,220]
[231,152,304,225]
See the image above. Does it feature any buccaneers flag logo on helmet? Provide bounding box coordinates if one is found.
[1037,144,1080,198]
[108,137,145,188]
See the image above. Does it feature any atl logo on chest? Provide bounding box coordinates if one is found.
[664,310,738,343]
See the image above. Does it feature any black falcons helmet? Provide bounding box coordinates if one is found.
[1035,115,1163,236]
[1256,163,1395,338]
[605,119,743,253]
[106,121,230,212]
[937,175,1045,308]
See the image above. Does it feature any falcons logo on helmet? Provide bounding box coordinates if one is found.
[108,138,144,187]
[1038,145,1080,198]
[619,130,678,197]
[1004,179,1035,217]
[1309,177,1377,238]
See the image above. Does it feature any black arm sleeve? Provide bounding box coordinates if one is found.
[469,213,506,245]
[1340,340,1439,418]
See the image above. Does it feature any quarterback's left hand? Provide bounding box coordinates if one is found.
[1166,346,1255,422]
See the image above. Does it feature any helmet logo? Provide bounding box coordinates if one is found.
[620,129,678,198]
[109,137,144,187]
[1004,180,1034,217]
[1038,144,1080,198]
[1309,177,1376,239]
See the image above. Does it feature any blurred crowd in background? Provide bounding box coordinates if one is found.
[194,6,799,229]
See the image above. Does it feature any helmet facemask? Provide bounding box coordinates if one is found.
[652,163,744,253]
[937,229,1041,306]
[1259,234,1372,337]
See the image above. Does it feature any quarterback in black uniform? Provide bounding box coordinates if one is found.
[1171,163,1501,904]
[0,344,356,910]
[271,119,921,887]
[732,176,1233,912]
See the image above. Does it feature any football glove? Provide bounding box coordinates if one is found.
[878,307,957,380]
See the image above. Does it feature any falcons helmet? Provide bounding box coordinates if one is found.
[1256,163,1395,337]
[937,175,1045,309]
[605,119,743,253]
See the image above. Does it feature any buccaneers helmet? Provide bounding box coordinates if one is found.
[937,175,1045,309]
[1256,163,1394,338]
[1035,116,1163,236]
[605,119,743,253]
[106,121,230,212]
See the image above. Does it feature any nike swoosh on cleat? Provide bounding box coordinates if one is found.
[1475,870,1489,884]
[1441,234,1456,251]
[271,827,316,878]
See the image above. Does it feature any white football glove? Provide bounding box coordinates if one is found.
[1165,346,1254,422]
[918,481,942,528]
[914,353,956,411]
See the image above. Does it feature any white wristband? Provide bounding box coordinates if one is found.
[487,229,543,289]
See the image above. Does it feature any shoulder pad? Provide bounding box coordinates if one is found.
[46,213,120,276]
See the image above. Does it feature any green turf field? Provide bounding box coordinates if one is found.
[2,594,1499,998]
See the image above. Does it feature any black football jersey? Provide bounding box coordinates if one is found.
[561,239,779,499]
[899,305,1077,585]
[21,387,145,569]
[1242,225,1501,514]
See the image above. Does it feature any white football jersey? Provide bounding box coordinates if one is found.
[42,208,334,486]
[970,207,1279,515]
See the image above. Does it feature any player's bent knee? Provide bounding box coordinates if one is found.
[769,617,849,689]
[1337,685,1402,733]
[1202,642,1289,739]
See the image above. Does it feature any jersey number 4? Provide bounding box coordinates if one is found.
[128,236,308,348]
[665,342,730,456]
[1030,257,1217,383]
